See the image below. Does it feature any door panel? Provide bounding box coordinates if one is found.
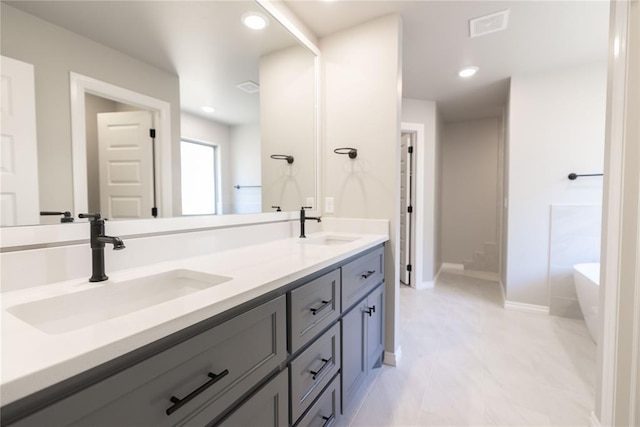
[0,56,39,226]
[97,111,153,219]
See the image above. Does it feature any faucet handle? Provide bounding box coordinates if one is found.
[78,213,102,221]
[301,206,313,210]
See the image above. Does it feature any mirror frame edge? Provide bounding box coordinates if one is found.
[0,0,321,249]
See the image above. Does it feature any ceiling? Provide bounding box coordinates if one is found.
[285,0,611,122]
[4,1,300,125]
[5,1,610,124]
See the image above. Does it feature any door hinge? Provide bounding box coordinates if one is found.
[408,146,414,154]
[407,264,412,272]
[150,128,156,138]
[407,205,413,213]
[151,207,158,218]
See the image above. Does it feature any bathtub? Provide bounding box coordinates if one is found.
[573,263,600,344]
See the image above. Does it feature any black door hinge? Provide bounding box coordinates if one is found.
[151,207,158,218]
[407,264,412,272]
[150,129,156,138]
[407,206,413,213]
[408,146,414,154]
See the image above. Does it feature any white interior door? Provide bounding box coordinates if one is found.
[97,111,154,219]
[0,56,40,226]
[400,132,414,285]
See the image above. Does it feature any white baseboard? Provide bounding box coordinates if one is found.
[504,300,549,315]
[383,346,402,367]
[441,262,464,271]
[416,280,434,290]
[588,411,601,427]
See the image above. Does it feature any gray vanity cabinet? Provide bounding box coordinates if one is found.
[290,323,341,423]
[289,269,340,353]
[341,283,385,413]
[4,243,386,427]
[294,373,341,427]
[217,369,289,427]
[341,246,384,312]
[10,296,287,427]
[365,284,385,371]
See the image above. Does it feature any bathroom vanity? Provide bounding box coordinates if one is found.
[1,233,387,426]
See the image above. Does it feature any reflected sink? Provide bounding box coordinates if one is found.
[7,269,232,334]
[301,235,360,246]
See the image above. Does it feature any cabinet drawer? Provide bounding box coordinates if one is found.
[341,246,384,312]
[294,373,340,427]
[217,369,288,427]
[290,269,340,353]
[290,323,341,423]
[14,296,287,427]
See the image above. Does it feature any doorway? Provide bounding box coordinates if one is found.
[69,72,172,217]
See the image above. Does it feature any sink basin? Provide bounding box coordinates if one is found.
[302,235,360,246]
[7,269,232,334]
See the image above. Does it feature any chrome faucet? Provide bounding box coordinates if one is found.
[300,206,321,238]
[79,213,125,282]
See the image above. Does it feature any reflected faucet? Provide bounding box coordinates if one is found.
[79,213,125,282]
[300,206,321,238]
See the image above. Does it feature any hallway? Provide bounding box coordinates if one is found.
[346,272,597,426]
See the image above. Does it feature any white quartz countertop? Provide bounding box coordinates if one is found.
[0,232,387,406]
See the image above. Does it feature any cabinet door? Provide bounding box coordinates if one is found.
[216,369,288,427]
[340,300,367,413]
[366,284,385,371]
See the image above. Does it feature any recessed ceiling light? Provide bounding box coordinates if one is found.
[202,106,215,113]
[242,12,268,30]
[458,66,479,78]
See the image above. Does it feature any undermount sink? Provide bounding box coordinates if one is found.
[301,235,360,246]
[7,269,232,335]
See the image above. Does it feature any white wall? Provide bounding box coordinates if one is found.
[401,98,438,283]
[180,113,232,214]
[441,118,500,267]
[230,124,261,214]
[506,61,607,306]
[0,4,181,217]
[260,44,315,212]
[321,14,402,361]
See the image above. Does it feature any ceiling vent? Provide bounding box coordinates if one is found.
[469,9,509,38]
[236,80,260,94]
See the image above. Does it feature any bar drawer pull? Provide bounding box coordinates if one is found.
[322,414,336,427]
[310,300,332,316]
[166,369,229,415]
[364,305,376,317]
[361,270,375,279]
[310,357,333,380]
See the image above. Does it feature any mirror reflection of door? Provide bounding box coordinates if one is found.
[0,56,40,226]
[85,93,156,219]
[96,111,155,219]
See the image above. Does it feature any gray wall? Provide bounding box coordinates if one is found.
[260,44,315,212]
[0,4,181,216]
[321,14,402,359]
[441,118,501,265]
[506,61,607,306]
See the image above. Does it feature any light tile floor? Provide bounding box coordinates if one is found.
[346,271,597,427]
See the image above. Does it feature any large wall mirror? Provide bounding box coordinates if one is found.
[0,0,318,227]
